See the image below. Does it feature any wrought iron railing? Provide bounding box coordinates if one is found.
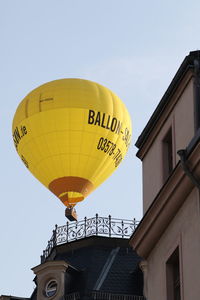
[65,292,80,300]
[41,214,139,263]
[91,291,146,300]
[64,291,145,300]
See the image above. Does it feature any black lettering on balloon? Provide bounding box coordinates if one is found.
[111,118,117,132]
[88,110,123,135]
[13,125,28,150]
[88,110,95,124]
[94,112,101,125]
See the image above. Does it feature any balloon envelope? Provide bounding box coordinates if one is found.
[12,79,132,208]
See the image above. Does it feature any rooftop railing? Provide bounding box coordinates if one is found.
[41,214,139,263]
[64,291,146,300]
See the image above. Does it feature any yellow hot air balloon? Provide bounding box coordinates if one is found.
[12,79,132,220]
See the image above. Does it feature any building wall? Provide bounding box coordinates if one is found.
[142,116,172,213]
[173,79,195,163]
[146,187,200,300]
[143,79,194,213]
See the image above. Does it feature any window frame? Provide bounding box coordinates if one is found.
[166,247,181,300]
[45,279,58,298]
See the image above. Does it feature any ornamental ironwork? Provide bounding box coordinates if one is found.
[64,291,146,300]
[41,214,139,263]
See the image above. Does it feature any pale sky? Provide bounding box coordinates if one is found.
[1,0,200,297]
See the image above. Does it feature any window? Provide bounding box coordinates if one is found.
[166,247,181,300]
[163,128,173,181]
[45,280,58,298]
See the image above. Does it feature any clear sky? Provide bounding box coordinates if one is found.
[1,0,200,297]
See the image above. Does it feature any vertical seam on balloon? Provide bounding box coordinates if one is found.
[69,106,72,181]
[83,83,103,180]
[54,103,65,183]
[97,92,123,184]
[92,91,116,185]
[59,122,66,182]
[39,93,42,112]
[66,109,70,186]
[35,108,49,186]
[43,115,54,186]
[73,108,81,194]
[82,107,93,179]
[79,84,99,179]
[94,94,126,187]
[25,98,29,118]
[90,88,114,184]
[75,108,85,184]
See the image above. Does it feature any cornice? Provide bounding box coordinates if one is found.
[32,260,69,274]
[136,71,193,160]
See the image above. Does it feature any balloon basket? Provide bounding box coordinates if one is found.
[65,207,77,222]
